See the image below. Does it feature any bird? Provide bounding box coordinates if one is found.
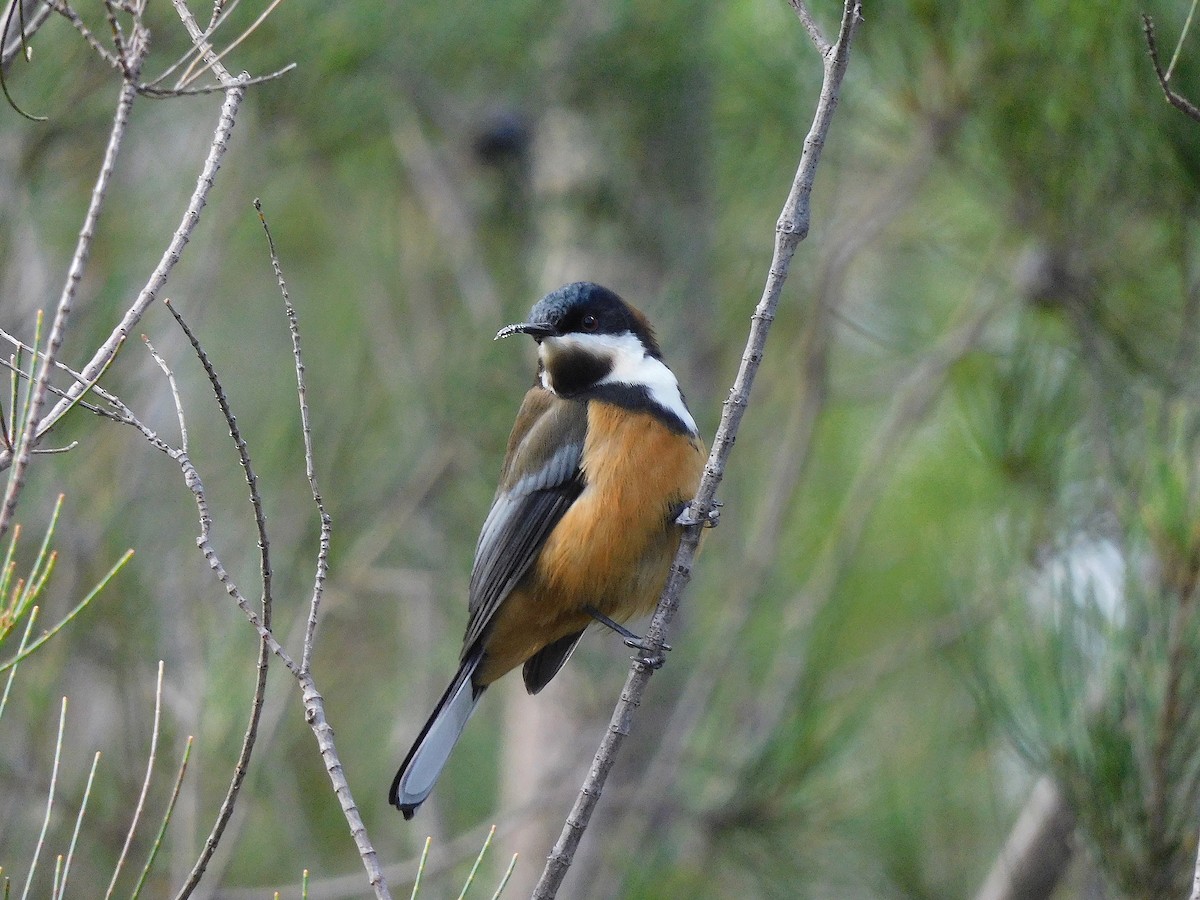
[389,281,706,819]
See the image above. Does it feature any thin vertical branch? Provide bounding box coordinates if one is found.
[56,750,100,900]
[104,660,164,900]
[530,2,863,896]
[0,55,142,541]
[167,296,275,900]
[1166,0,1199,80]
[253,200,330,676]
[20,696,66,900]
[132,736,193,899]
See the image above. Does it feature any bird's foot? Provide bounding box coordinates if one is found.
[585,605,671,654]
[631,648,668,670]
[675,499,722,528]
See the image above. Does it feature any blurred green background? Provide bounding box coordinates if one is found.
[3,0,1200,896]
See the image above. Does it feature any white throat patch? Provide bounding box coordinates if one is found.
[539,331,697,435]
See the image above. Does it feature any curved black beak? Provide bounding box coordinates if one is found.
[494,321,557,341]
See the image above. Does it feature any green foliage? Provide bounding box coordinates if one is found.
[969,398,1200,896]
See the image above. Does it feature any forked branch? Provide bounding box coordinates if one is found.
[1144,12,1200,123]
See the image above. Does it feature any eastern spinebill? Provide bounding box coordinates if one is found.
[389,281,705,818]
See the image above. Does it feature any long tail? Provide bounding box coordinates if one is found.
[389,648,485,819]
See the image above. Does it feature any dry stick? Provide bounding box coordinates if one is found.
[147,243,387,896]
[141,0,245,88]
[45,0,125,73]
[0,39,143,541]
[252,205,388,896]
[253,200,329,675]
[138,64,296,98]
[136,337,297,669]
[0,0,52,70]
[529,3,863,896]
[1144,14,1200,124]
[175,0,287,90]
[163,303,276,900]
[0,353,123,423]
[0,71,248,473]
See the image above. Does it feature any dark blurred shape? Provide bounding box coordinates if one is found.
[473,107,533,167]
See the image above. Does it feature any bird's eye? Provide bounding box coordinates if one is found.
[581,314,598,332]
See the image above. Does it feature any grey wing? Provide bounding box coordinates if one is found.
[460,423,586,655]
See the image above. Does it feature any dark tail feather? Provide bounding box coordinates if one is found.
[390,649,485,819]
[522,628,586,694]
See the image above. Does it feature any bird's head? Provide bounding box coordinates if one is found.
[496,281,660,352]
[496,282,696,435]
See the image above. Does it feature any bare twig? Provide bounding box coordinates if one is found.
[141,317,296,670]
[789,0,830,55]
[300,677,390,895]
[138,250,388,897]
[175,0,287,89]
[0,327,126,409]
[0,53,142,541]
[0,0,48,119]
[1,0,53,70]
[0,75,249,473]
[170,0,232,83]
[138,62,295,97]
[253,200,330,676]
[599,143,939,875]
[141,0,246,87]
[44,0,125,72]
[166,297,275,900]
[1144,14,1200,123]
[530,2,863,896]
[0,353,122,424]
[152,315,275,900]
